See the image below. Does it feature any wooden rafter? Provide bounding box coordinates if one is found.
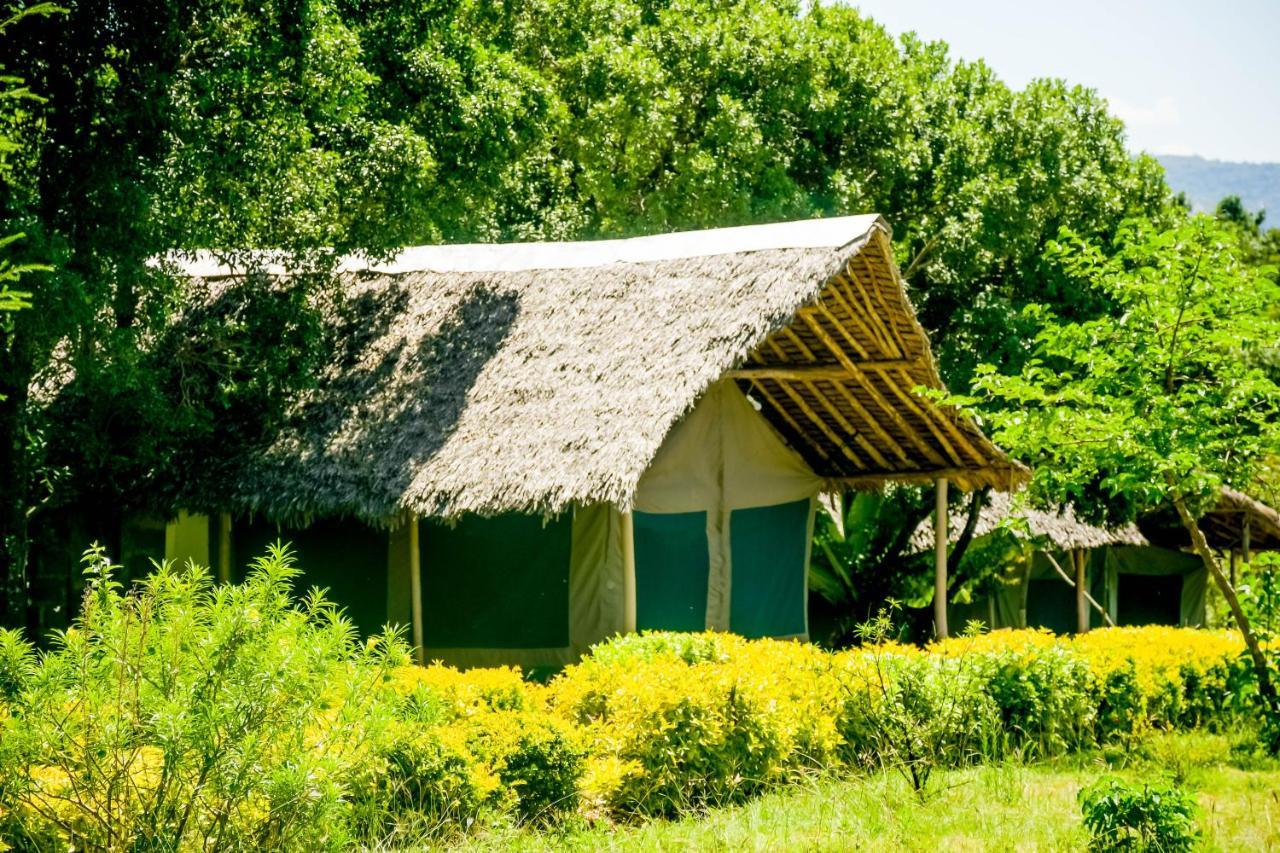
[891,367,988,466]
[871,366,962,466]
[759,337,913,469]
[808,381,892,469]
[797,310,948,466]
[725,360,911,380]
[821,281,887,358]
[775,380,868,471]
[848,259,903,357]
[748,379,832,463]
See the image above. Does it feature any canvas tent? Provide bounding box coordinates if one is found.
[159,215,1023,666]
[909,492,1208,633]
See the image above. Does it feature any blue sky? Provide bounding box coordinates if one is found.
[850,0,1280,163]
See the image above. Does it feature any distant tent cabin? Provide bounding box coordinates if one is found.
[1138,488,1280,587]
[158,215,1023,667]
[911,490,1280,634]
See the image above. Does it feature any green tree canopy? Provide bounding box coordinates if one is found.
[969,216,1280,743]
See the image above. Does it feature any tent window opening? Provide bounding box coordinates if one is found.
[1116,572,1182,626]
[729,499,810,638]
[633,510,710,632]
[421,513,572,649]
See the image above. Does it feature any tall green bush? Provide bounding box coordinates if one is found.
[0,545,409,851]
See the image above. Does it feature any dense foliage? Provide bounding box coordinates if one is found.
[0,551,1263,847]
[967,214,1280,742]
[0,0,1176,629]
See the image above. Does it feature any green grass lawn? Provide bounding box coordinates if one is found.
[449,731,1280,852]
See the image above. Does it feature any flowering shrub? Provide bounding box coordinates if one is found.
[935,630,1095,757]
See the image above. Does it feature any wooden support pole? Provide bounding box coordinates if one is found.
[1075,549,1089,635]
[934,477,949,639]
[622,510,637,633]
[217,512,232,585]
[407,515,424,665]
[1243,516,1252,566]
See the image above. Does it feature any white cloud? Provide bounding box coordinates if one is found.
[1107,94,1181,128]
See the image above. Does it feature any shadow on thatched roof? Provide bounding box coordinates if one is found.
[908,491,1149,554]
[175,215,1026,523]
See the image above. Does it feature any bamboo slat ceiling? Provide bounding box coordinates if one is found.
[177,215,1026,522]
[729,226,1025,492]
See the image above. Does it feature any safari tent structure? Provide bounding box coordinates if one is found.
[911,490,1280,634]
[1138,488,1280,587]
[160,215,1023,666]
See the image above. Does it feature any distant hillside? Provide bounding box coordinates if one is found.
[1158,155,1280,225]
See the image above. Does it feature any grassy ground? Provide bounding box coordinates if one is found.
[448,731,1280,851]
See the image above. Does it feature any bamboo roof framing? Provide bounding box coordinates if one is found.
[730,227,1024,493]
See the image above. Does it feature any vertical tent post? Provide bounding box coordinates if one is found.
[217,512,232,584]
[934,477,949,640]
[1243,516,1252,567]
[1075,549,1089,634]
[622,510,637,633]
[407,514,424,665]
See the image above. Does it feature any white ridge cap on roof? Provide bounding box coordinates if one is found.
[173,214,886,277]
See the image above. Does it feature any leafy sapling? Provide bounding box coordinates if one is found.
[967,215,1280,747]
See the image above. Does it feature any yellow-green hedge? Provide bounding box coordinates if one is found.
[3,625,1258,843]
[378,627,1255,822]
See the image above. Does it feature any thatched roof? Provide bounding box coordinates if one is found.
[909,491,1149,554]
[1212,489,1280,550]
[179,215,1026,522]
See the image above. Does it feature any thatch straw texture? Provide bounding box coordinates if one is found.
[182,215,1025,523]
[909,491,1149,554]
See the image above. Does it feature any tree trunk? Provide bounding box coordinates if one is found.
[1170,485,1279,717]
[947,486,990,575]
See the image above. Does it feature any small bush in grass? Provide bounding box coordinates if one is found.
[0,544,409,851]
[1078,776,1198,852]
[838,612,1000,798]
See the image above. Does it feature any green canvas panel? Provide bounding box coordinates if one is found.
[233,518,388,638]
[1103,546,1206,626]
[1025,578,1078,634]
[728,499,810,638]
[633,510,710,632]
[421,513,571,649]
[165,511,210,569]
[121,516,166,584]
[1180,568,1208,627]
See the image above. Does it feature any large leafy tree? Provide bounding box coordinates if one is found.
[0,0,435,628]
[970,216,1280,744]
